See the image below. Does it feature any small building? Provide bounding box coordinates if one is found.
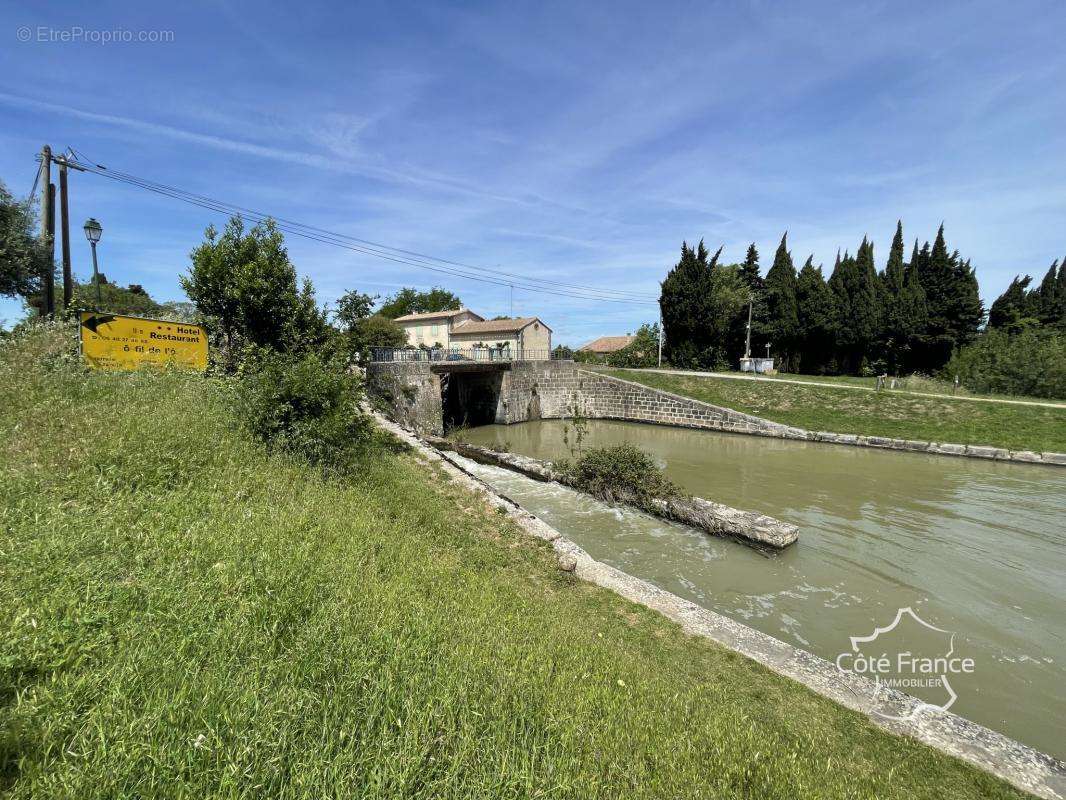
[392,308,552,360]
[393,308,484,349]
[449,317,552,359]
[578,335,636,360]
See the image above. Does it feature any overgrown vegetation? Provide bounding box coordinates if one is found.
[377,285,461,319]
[0,180,51,302]
[947,328,1066,399]
[2,322,1029,798]
[236,348,376,472]
[556,442,681,507]
[605,368,1066,453]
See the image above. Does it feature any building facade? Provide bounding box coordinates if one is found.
[393,309,553,359]
[392,308,484,348]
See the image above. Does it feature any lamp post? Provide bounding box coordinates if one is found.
[83,218,103,308]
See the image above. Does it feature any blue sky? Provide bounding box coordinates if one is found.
[2,0,1065,344]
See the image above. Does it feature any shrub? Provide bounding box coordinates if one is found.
[945,328,1066,399]
[556,443,680,506]
[237,349,374,472]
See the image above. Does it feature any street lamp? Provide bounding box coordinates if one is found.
[83,218,103,307]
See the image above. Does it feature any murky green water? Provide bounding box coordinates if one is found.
[459,420,1066,759]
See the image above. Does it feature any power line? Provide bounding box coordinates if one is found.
[64,152,661,306]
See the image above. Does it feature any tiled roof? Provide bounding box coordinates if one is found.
[393,307,478,323]
[579,335,636,353]
[452,317,543,335]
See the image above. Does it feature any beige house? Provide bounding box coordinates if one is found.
[392,308,484,348]
[449,317,552,358]
[393,309,553,359]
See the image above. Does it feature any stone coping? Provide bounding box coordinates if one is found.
[589,371,1066,467]
[374,411,1066,800]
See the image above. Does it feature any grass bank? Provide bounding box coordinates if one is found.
[0,325,1027,798]
[603,368,1066,453]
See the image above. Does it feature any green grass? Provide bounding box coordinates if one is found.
[0,324,1029,798]
[603,368,1066,453]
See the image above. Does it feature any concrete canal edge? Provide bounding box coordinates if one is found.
[371,411,1066,800]
[366,360,1066,467]
[424,436,799,549]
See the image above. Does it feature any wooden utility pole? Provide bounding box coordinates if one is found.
[59,160,73,308]
[40,145,56,316]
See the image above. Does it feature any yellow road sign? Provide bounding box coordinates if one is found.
[79,312,208,371]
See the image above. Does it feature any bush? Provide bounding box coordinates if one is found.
[238,349,375,472]
[556,443,679,506]
[946,328,1066,399]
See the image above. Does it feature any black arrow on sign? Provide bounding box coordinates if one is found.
[81,314,117,337]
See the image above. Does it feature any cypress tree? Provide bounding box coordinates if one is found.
[738,243,763,292]
[727,243,766,361]
[883,220,906,297]
[659,240,720,368]
[914,225,982,369]
[764,233,800,370]
[1057,258,1066,328]
[795,256,837,373]
[881,223,909,371]
[1037,260,1060,325]
[897,255,929,372]
[988,275,1034,332]
[853,237,882,370]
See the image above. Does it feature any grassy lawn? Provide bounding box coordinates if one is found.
[0,326,1028,799]
[602,369,1066,453]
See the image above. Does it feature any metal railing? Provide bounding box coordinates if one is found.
[370,347,560,363]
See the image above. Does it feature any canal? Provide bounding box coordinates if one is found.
[458,419,1066,760]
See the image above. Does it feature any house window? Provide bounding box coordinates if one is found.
[431,324,439,336]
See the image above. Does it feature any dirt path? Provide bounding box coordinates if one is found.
[614,367,1066,410]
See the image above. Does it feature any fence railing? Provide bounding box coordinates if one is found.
[370,347,560,363]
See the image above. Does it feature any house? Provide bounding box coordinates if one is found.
[393,309,553,359]
[392,308,484,348]
[449,317,552,358]
[578,335,636,355]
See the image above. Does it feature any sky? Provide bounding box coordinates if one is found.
[2,0,1065,345]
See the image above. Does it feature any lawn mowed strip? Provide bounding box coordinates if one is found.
[0,327,1028,798]
[604,368,1066,453]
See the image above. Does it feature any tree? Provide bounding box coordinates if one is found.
[795,257,837,373]
[660,241,744,368]
[1036,260,1060,325]
[727,243,766,363]
[0,180,51,302]
[827,242,879,374]
[181,216,328,364]
[332,288,405,362]
[607,323,660,368]
[334,289,377,331]
[913,224,983,370]
[763,233,799,370]
[1056,258,1066,328]
[895,253,929,372]
[70,278,164,317]
[882,221,906,297]
[879,222,911,371]
[378,286,461,319]
[988,275,1036,332]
